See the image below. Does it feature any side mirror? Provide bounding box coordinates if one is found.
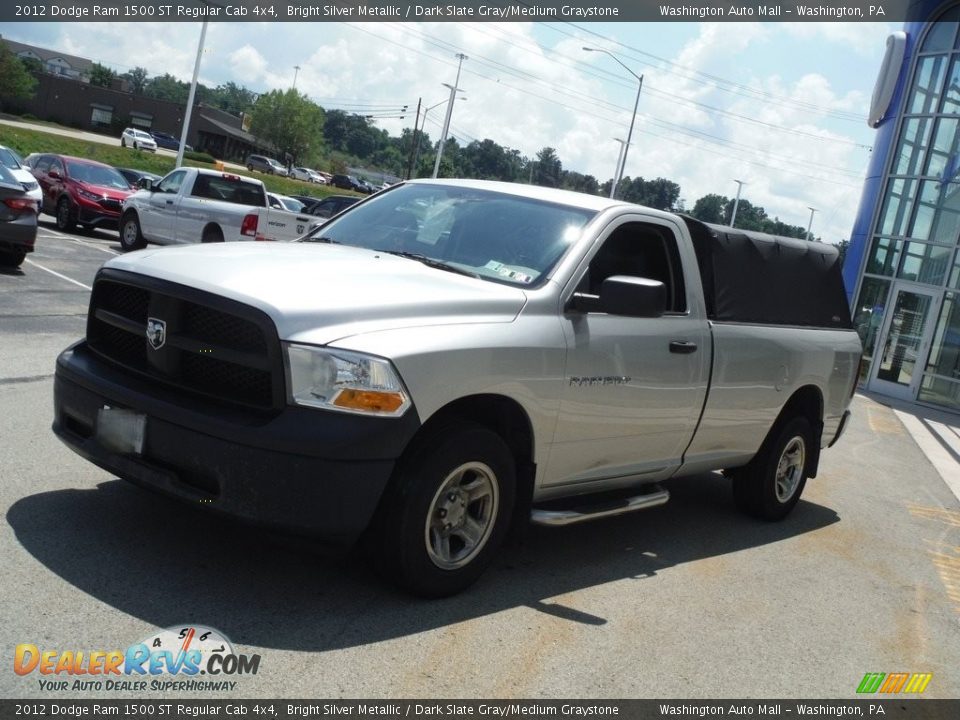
[138,178,154,191]
[569,276,666,318]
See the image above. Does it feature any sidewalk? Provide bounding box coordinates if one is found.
[858,390,960,503]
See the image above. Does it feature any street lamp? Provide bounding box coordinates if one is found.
[611,138,628,199]
[730,179,746,227]
[292,65,301,90]
[177,19,208,168]
[432,53,468,179]
[412,96,466,177]
[584,46,643,199]
[806,207,818,241]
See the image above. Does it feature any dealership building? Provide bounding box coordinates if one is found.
[846,0,960,412]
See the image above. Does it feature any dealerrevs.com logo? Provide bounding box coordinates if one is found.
[14,625,261,692]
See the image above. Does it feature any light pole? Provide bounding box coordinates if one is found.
[584,46,643,199]
[292,65,300,90]
[611,138,628,199]
[177,19,208,168]
[432,52,468,179]
[806,207,818,241]
[413,96,465,178]
[730,179,746,227]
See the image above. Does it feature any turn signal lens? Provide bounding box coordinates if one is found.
[332,390,406,413]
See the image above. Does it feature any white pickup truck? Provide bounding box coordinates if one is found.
[118,167,319,250]
[54,179,861,597]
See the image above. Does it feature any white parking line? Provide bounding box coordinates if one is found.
[24,259,92,290]
[70,237,120,255]
[895,410,960,504]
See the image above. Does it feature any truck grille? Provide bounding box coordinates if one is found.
[86,271,282,411]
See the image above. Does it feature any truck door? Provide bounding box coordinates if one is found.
[544,218,711,490]
[141,170,187,243]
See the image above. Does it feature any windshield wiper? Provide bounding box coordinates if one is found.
[384,251,480,278]
[301,236,340,244]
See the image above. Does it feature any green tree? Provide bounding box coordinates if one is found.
[123,66,149,94]
[250,89,325,164]
[210,81,257,116]
[690,194,729,224]
[0,45,37,107]
[89,62,116,88]
[561,171,599,195]
[533,147,562,187]
[144,73,190,103]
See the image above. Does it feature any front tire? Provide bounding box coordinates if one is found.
[120,213,146,251]
[732,417,813,521]
[371,424,516,597]
[55,197,75,232]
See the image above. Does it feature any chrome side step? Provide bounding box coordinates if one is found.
[530,487,670,527]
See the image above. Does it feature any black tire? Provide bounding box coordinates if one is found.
[732,416,813,521]
[0,249,26,268]
[55,197,75,232]
[120,213,146,251]
[247,165,254,172]
[201,226,224,243]
[121,138,126,148]
[370,424,516,597]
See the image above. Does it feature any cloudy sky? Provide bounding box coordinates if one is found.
[3,20,896,243]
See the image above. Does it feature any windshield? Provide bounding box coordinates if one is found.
[280,196,304,212]
[302,183,595,287]
[65,160,131,190]
[0,148,23,170]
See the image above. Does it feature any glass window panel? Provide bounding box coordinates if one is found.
[910,180,938,240]
[922,13,959,51]
[923,117,960,178]
[949,250,960,289]
[878,178,917,236]
[910,55,949,114]
[918,374,960,409]
[894,117,934,176]
[853,277,891,376]
[899,241,952,285]
[929,182,960,244]
[924,292,960,378]
[867,237,903,276]
[943,56,960,114]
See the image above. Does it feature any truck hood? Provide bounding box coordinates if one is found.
[103,243,528,345]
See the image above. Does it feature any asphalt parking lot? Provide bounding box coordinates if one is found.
[2,222,959,699]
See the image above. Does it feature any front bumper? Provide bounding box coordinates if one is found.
[53,342,421,546]
[76,201,121,230]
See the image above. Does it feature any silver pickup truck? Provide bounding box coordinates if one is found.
[53,179,861,596]
[118,167,318,250]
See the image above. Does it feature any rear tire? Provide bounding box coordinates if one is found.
[120,213,146,251]
[369,424,516,597]
[732,417,813,521]
[0,249,26,268]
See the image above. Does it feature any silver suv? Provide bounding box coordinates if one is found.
[245,154,288,177]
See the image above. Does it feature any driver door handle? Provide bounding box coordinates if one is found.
[669,341,698,354]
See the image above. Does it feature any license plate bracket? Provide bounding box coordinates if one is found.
[96,406,146,456]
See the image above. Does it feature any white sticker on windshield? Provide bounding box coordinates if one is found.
[497,267,532,284]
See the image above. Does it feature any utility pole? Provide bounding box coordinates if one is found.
[806,207,818,241]
[730,179,746,227]
[432,53,468,179]
[405,97,422,180]
[611,138,628,199]
[292,65,300,90]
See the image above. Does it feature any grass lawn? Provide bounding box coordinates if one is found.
[0,124,362,202]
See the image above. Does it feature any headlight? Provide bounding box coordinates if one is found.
[284,344,411,416]
[76,187,103,202]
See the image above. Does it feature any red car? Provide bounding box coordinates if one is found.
[25,154,134,233]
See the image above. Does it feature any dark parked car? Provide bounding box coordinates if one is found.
[116,167,163,189]
[28,154,134,232]
[308,195,361,219]
[0,163,39,268]
[245,154,289,176]
[150,130,193,153]
[330,174,365,192]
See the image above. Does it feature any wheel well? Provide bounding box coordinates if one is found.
[121,209,138,224]
[411,395,536,535]
[776,385,824,477]
[201,223,224,241]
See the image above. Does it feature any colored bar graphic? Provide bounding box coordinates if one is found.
[903,673,933,693]
[857,673,885,693]
[879,672,909,693]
